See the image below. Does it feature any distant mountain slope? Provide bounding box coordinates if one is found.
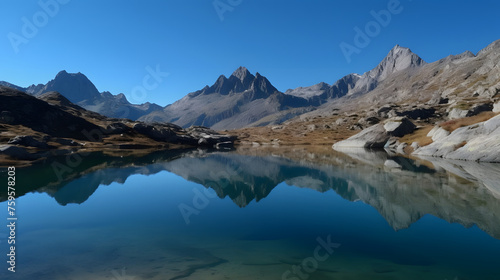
[28,70,101,102]
[284,45,425,101]
[304,39,500,118]
[139,67,314,130]
[1,71,162,120]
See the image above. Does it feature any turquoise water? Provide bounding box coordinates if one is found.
[1,148,500,279]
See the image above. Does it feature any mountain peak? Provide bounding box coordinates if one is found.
[388,44,414,56]
[36,71,101,103]
[55,70,69,77]
[349,45,425,95]
[231,66,251,82]
[371,44,425,79]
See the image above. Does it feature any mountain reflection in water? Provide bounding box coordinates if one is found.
[5,146,500,240]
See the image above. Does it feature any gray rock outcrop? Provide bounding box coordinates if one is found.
[8,135,50,149]
[333,117,416,149]
[414,114,500,162]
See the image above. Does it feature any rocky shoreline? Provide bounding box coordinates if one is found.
[333,112,500,163]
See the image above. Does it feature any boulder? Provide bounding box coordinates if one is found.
[358,116,380,126]
[334,117,416,150]
[467,103,493,116]
[397,108,436,120]
[8,135,50,149]
[448,103,493,119]
[335,118,346,125]
[494,101,500,113]
[333,123,390,149]
[377,105,393,118]
[448,108,468,119]
[383,117,416,137]
[186,126,236,148]
[307,124,318,131]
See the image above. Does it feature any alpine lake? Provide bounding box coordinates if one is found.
[1,146,500,280]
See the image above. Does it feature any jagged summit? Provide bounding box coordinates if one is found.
[375,45,426,78]
[194,67,276,96]
[231,66,252,82]
[349,44,425,95]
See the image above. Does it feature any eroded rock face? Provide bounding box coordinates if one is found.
[413,114,500,162]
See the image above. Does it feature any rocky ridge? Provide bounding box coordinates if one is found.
[0,86,236,165]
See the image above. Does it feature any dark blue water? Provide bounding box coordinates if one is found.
[1,148,500,279]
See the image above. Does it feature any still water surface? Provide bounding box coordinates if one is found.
[1,147,500,279]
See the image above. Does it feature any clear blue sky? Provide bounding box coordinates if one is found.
[1,0,499,106]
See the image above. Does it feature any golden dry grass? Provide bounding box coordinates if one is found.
[439,111,498,132]
[231,115,360,146]
[399,125,434,147]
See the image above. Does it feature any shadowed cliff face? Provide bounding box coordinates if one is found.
[3,147,500,239]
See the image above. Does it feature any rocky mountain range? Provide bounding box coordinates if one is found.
[138,67,314,130]
[306,39,500,119]
[0,71,162,120]
[0,44,435,130]
[139,45,429,129]
[1,39,499,135]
